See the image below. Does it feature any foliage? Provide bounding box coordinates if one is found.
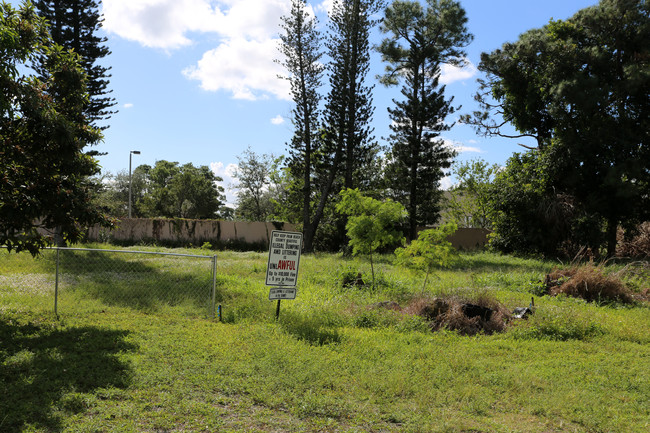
[34,0,116,130]
[486,150,604,258]
[446,158,499,228]
[232,147,282,221]
[91,167,148,217]
[0,2,106,255]
[336,188,406,286]
[296,0,384,253]
[395,222,458,290]
[323,0,383,192]
[378,0,472,239]
[465,0,650,257]
[93,160,226,219]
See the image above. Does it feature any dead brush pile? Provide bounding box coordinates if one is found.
[403,294,511,336]
[544,264,634,304]
[617,222,650,258]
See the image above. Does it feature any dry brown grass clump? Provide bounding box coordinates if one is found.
[403,294,511,336]
[617,222,650,258]
[545,264,634,304]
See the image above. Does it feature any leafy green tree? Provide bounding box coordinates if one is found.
[464,0,650,256]
[277,0,323,241]
[1,1,105,255]
[486,150,604,257]
[232,147,280,221]
[446,159,499,229]
[336,188,406,287]
[34,0,116,129]
[324,0,383,191]
[395,222,458,291]
[378,0,472,240]
[91,168,147,217]
[137,161,225,219]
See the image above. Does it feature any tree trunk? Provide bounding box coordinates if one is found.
[606,216,618,258]
[303,141,345,253]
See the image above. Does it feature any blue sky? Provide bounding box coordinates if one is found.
[12,0,599,204]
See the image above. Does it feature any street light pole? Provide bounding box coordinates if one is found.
[129,150,141,218]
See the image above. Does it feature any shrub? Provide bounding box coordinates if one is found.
[395,223,458,291]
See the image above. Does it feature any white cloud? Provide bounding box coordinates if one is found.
[440,60,478,85]
[440,176,453,191]
[210,161,239,206]
[103,0,292,100]
[123,103,134,108]
[271,115,285,125]
[443,138,484,154]
[316,0,334,14]
[102,0,223,50]
[183,37,290,100]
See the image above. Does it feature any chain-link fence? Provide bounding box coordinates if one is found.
[0,247,218,317]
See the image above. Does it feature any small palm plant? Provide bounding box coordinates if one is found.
[395,223,459,291]
[336,188,406,288]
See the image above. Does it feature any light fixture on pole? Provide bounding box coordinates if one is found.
[129,150,141,218]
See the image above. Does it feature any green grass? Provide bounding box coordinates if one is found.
[1,246,649,432]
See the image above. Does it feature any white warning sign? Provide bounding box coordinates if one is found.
[266,231,303,287]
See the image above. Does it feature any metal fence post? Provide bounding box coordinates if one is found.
[54,248,59,317]
[211,255,217,319]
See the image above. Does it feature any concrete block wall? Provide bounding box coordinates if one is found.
[87,218,297,249]
[86,218,490,251]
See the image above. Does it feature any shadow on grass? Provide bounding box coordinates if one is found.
[279,313,341,346]
[56,249,225,313]
[0,317,135,431]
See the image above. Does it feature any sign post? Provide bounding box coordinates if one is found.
[266,230,302,320]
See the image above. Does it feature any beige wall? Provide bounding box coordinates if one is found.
[87,218,489,251]
[87,218,298,248]
[446,228,491,250]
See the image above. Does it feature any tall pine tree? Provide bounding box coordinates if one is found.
[299,0,383,251]
[323,0,383,191]
[277,0,324,250]
[35,0,116,130]
[378,0,472,239]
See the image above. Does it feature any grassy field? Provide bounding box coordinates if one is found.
[1,245,649,432]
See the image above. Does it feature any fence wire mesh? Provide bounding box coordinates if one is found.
[0,247,217,317]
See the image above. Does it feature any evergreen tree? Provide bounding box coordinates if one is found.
[1,1,106,255]
[378,0,472,239]
[300,0,383,251]
[323,0,383,191]
[277,0,323,245]
[35,0,116,130]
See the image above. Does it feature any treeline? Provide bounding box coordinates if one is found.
[93,161,229,220]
